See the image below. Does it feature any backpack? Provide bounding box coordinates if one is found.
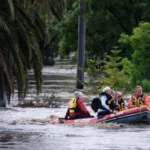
[91,97,100,112]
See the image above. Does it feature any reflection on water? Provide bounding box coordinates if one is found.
[0,107,150,150]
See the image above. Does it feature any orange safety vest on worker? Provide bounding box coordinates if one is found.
[128,94,150,108]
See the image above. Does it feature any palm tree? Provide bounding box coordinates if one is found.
[0,0,66,107]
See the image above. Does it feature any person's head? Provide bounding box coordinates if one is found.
[74,91,83,98]
[102,86,111,95]
[111,90,119,100]
[111,90,115,97]
[116,91,123,101]
[135,86,143,97]
[111,91,119,101]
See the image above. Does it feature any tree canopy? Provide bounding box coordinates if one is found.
[119,22,150,90]
[0,0,66,105]
[1,0,150,105]
[57,0,150,58]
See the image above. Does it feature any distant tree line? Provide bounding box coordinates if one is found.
[55,0,150,92]
[1,0,150,106]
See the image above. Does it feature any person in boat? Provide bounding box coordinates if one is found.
[64,91,90,120]
[128,86,150,108]
[115,91,128,111]
[97,86,117,118]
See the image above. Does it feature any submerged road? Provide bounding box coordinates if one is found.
[0,107,150,150]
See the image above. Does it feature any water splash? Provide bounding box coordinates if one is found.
[9,115,59,125]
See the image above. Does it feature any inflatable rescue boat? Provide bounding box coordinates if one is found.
[50,106,150,125]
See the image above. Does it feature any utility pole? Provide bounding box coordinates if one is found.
[76,0,86,89]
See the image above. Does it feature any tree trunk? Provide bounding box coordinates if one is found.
[0,68,6,107]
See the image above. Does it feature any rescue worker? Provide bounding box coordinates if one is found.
[64,91,90,119]
[115,91,128,111]
[97,86,116,118]
[128,86,150,108]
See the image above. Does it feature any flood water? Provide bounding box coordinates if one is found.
[0,107,150,150]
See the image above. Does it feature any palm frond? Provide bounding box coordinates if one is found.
[14,3,45,40]
[0,0,67,104]
[32,52,43,93]
[0,0,15,21]
[7,0,15,21]
[15,19,32,63]
[48,0,66,20]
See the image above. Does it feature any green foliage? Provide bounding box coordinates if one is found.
[0,0,67,104]
[120,22,150,85]
[101,48,123,89]
[85,58,104,94]
[141,79,150,92]
[117,58,134,92]
[85,48,133,93]
[56,0,150,58]
[56,2,78,57]
[118,33,130,44]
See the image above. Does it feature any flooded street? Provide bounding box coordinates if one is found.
[1,66,150,150]
[0,107,150,150]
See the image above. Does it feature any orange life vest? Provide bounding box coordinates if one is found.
[132,96,144,107]
[116,99,126,111]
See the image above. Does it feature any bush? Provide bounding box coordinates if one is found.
[141,79,150,92]
[85,49,134,93]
